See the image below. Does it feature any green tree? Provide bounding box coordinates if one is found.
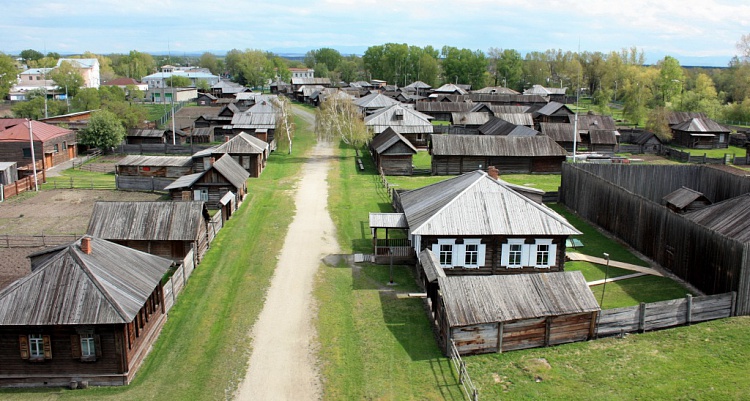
[273,96,295,154]
[46,52,61,60]
[680,73,721,117]
[224,49,273,88]
[0,52,18,100]
[79,110,126,150]
[99,85,126,104]
[166,75,192,87]
[657,55,685,105]
[113,50,156,80]
[646,106,673,141]
[196,79,211,92]
[71,88,101,111]
[12,90,66,119]
[198,52,221,75]
[19,49,44,64]
[489,48,522,88]
[50,61,85,98]
[305,48,342,72]
[315,95,370,147]
[104,101,147,130]
[441,46,488,88]
[338,58,360,83]
[125,84,144,101]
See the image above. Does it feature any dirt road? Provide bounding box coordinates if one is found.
[235,108,338,400]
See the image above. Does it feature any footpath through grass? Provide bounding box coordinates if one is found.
[317,144,464,400]
[0,112,317,400]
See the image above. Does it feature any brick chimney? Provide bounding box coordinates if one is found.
[487,166,499,180]
[209,157,216,166]
[224,135,230,142]
[81,237,92,254]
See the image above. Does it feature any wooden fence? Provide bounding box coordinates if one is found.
[659,147,737,165]
[0,233,80,248]
[115,175,175,192]
[207,212,224,244]
[0,171,46,201]
[163,249,195,313]
[116,143,213,155]
[45,177,116,190]
[560,163,750,315]
[448,340,479,401]
[597,293,735,337]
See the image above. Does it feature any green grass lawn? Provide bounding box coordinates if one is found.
[0,110,318,400]
[465,316,750,400]
[140,104,172,122]
[319,142,464,399]
[500,173,561,192]
[41,169,116,190]
[670,145,747,158]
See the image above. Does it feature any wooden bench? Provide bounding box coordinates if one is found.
[356,158,365,171]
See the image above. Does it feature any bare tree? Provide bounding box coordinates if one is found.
[737,33,750,62]
[314,94,370,147]
[273,96,295,154]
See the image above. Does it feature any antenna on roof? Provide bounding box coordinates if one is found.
[572,38,581,162]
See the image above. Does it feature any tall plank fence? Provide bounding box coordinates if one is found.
[0,171,46,201]
[597,292,735,337]
[660,146,749,165]
[115,176,175,192]
[163,249,196,313]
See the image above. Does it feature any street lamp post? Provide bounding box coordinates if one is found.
[600,253,611,308]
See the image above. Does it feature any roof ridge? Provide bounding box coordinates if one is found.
[69,240,130,323]
[411,171,485,233]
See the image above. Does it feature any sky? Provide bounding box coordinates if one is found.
[2,0,749,66]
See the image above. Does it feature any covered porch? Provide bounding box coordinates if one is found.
[369,213,416,264]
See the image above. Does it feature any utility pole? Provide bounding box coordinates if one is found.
[27,119,39,191]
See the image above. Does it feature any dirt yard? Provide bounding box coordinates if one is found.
[0,189,164,290]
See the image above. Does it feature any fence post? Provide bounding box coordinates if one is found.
[638,302,646,333]
[459,360,465,385]
[686,294,692,325]
[69,176,73,189]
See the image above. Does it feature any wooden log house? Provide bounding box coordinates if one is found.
[369,128,418,176]
[0,237,174,387]
[0,120,77,173]
[164,154,249,209]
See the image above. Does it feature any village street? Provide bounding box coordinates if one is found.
[236,107,337,400]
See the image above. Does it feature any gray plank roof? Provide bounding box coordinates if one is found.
[432,83,468,95]
[365,104,434,134]
[430,134,567,157]
[683,193,750,243]
[164,172,204,190]
[472,86,520,95]
[478,117,538,136]
[127,129,165,138]
[489,105,531,114]
[370,127,418,155]
[540,123,581,142]
[354,92,398,109]
[438,271,600,327]
[87,201,207,241]
[451,112,492,126]
[419,249,446,283]
[577,114,617,131]
[672,117,730,133]
[494,113,534,126]
[416,102,476,113]
[369,212,408,229]
[588,130,619,145]
[116,155,193,167]
[211,154,251,189]
[663,187,709,209]
[668,112,707,125]
[398,170,581,236]
[535,101,573,117]
[0,237,172,325]
[213,132,269,155]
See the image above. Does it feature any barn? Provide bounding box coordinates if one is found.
[429,266,600,355]
[430,134,567,174]
[164,154,249,208]
[0,237,173,387]
[115,155,194,192]
[86,201,211,264]
[369,128,418,176]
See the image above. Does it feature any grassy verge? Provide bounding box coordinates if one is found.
[317,143,464,399]
[0,111,317,400]
[500,173,561,192]
[41,169,115,190]
[465,316,750,400]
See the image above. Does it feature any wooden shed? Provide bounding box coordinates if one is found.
[433,270,600,355]
[0,162,18,186]
[532,101,574,126]
[430,134,567,174]
[369,128,418,176]
[540,123,580,152]
[208,132,269,177]
[478,117,539,137]
[86,201,211,263]
[164,154,249,209]
[125,129,167,145]
[670,117,730,149]
[365,104,434,148]
[0,237,173,387]
[663,187,712,213]
[115,155,194,192]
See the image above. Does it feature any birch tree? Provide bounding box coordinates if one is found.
[315,95,370,147]
[273,96,295,154]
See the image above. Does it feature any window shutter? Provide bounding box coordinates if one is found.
[94,335,102,358]
[19,335,29,360]
[42,335,52,359]
[477,244,486,267]
[500,243,509,266]
[548,244,558,267]
[70,335,81,359]
[431,243,439,256]
[193,190,201,201]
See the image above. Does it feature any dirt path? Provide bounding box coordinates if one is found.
[235,113,338,400]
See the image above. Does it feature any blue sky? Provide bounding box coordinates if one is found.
[3,0,749,66]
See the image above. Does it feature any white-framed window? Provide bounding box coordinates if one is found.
[432,238,485,268]
[432,239,455,268]
[534,239,556,268]
[462,239,485,268]
[28,334,44,359]
[501,238,527,268]
[81,334,96,359]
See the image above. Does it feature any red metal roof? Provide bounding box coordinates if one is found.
[102,77,142,86]
[0,120,73,142]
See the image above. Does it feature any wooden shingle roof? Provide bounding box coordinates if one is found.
[398,170,580,236]
[672,118,730,133]
[540,123,581,142]
[419,249,446,283]
[211,154,250,189]
[438,271,599,326]
[663,187,710,209]
[683,193,750,243]
[370,127,418,155]
[431,134,566,157]
[116,155,193,167]
[87,201,208,241]
[365,104,434,134]
[0,237,172,325]
[213,132,269,155]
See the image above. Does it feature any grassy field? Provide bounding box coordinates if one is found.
[41,169,116,190]
[0,112,317,400]
[318,143,465,399]
[670,145,747,158]
[500,173,561,192]
[465,316,750,400]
